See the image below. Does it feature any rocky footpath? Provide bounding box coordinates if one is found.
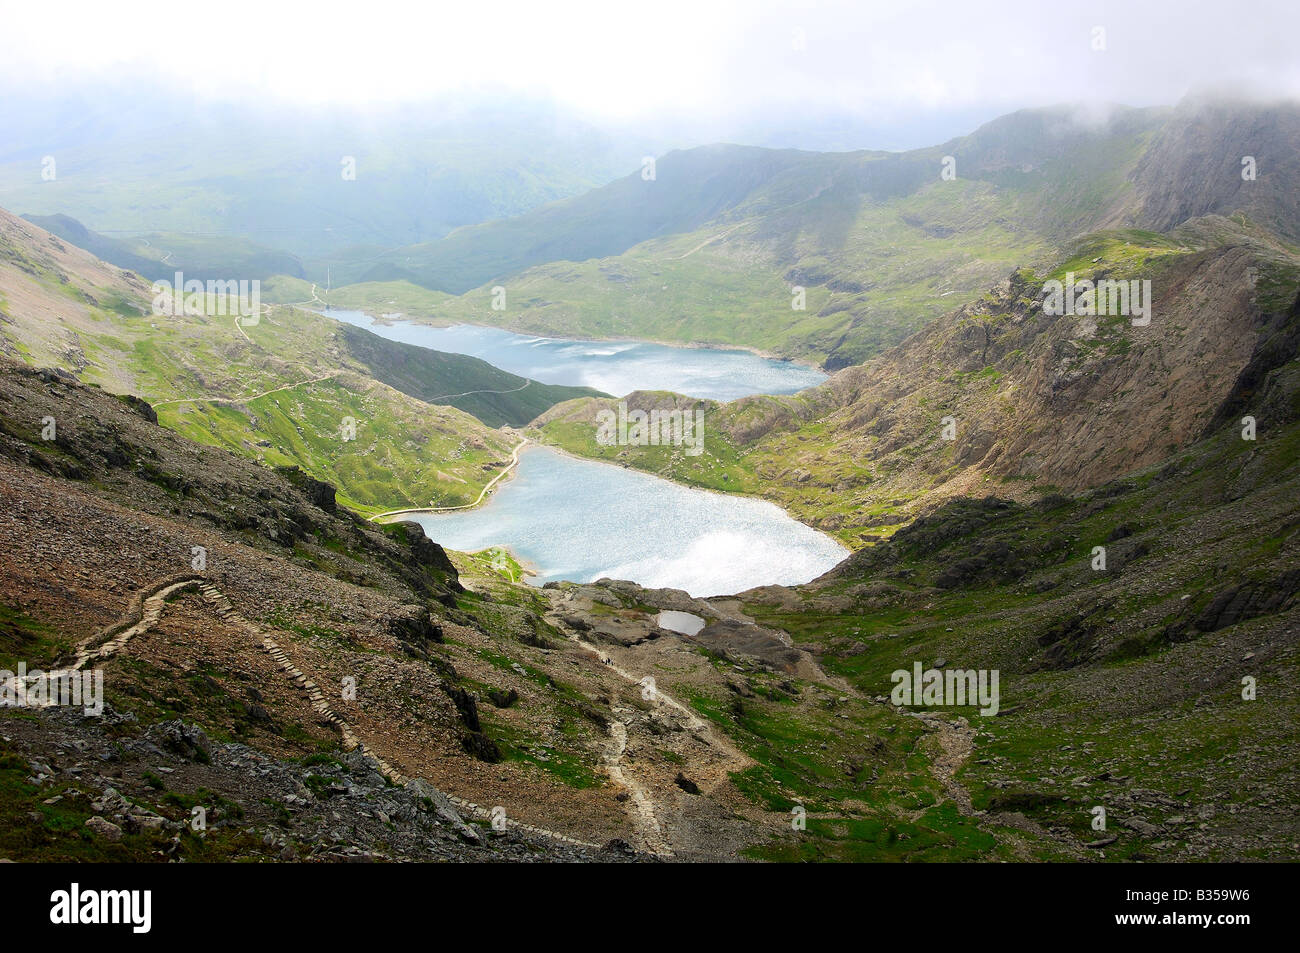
[1,705,640,862]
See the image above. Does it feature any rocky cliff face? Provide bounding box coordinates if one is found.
[1126,98,1300,241]
[809,229,1296,498]
[537,219,1299,541]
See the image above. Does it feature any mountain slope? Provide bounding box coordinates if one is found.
[0,207,594,511]
[23,213,307,283]
[330,98,1300,369]
[340,145,849,290]
[1125,95,1300,241]
[7,320,1295,861]
[737,364,1300,860]
[335,323,604,428]
[0,357,642,859]
[0,87,653,259]
[532,217,1300,541]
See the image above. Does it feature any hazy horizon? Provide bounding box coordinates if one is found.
[3,0,1298,152]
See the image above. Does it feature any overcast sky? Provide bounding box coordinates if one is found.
[2,0,1296,147]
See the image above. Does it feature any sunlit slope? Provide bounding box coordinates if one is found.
[326,100,1300,369]
[532,220,1300,542]
[0,208,581,512]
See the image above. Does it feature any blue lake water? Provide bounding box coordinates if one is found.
[319,309,826,400]
[407,446,848,598]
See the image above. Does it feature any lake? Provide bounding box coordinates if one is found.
[406,446,848,598]
[319,309,826,400]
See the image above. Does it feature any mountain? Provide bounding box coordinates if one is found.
[18,214,163,279]
[0,85,655,259]
[1,93,1297,864]
[333,144,845,289]
[328,97,1300,369]
[0,207,601,511]
[1125,95,1300,240]
[0,356,630,860]
[22,213,306,283]
[1,281,1296,859]
[743,363,1300,860]
[520,218,1300,860]
[532,215,1300,541]
[335,323,603,428]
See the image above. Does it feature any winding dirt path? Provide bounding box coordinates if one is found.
[907,711,977,816]
[601,714,672,855]
[151,373,340,408]
[542,593,751,856]
[669,223,744,260]
[423,378,531,403]
[369,437,529,519]
[904,709,1090,860]
[70,575,602,851]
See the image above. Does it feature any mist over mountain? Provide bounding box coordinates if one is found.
[0,82,661,256]
[0,0,1297,896]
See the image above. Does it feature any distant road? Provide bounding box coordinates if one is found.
[370,437,528,520]
[152,372,338,407]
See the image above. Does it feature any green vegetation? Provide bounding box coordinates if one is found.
[305,109,1174,369]
[729,395,1300,860]
[0,226,589,516]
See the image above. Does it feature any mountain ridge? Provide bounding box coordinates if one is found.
[324,97,1300,369]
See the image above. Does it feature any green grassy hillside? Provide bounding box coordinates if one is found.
[734,365,1300,860]
[0,209,585,515]
[336,323,605,428]
[530,222,1300,543]
[322,101,1300,370]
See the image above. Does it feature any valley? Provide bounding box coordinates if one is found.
[291,100,1299,370]
[0,92,1297,866]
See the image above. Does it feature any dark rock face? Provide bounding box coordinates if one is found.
[1194,569,1300,633]
[274,465,337,514]
[893,496,1017,553]
[154,721,212,763]
[1130,99,1300,242]
[1208,289,1300,435]
[393,520,462,587]
[1034,612,1102,671]
[444,685,481,733]
[674,773,700,795]
[386,605,444,648]
[461,731,502,763]
[488,688,519,708]
[115,392,159,425]
[441,684,502,762]
[934,539,1030,589]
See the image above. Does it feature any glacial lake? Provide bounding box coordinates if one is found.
[406,446,848,598]
[320,309,827,400]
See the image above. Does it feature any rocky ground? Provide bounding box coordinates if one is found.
[0,357,820,860]
[1,345,1297,862]
[1,706,637,862]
